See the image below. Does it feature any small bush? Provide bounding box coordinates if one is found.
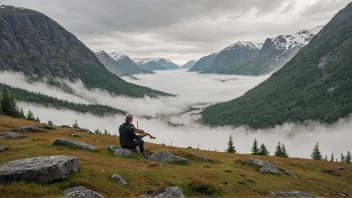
[189,178,222,195]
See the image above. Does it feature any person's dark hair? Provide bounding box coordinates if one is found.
[125,114,133,123]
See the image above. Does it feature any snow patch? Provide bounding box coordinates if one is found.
[109,52,127,61]
[223,41,263,52]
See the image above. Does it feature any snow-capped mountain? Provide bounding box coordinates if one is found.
[203,41,263,74]
[133,58,180,70]
[93,50,152,76]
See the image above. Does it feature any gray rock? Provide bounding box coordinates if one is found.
[40,125,56,130]
[138,186,184,198]
[245,158,280,174]
[0,155,78,183]
[76,128,92,133]
[69,134,81,138]
[53,138,96,151]
[149,150,190,165]
[61,125,72,128]
[104,145,119,152]
[114,148,133,157]
[111,174,127,185]
[337,167,352,171]
[269,191,323,198]
[62,186,104,198]
[279,168,297,178]
[12,126,47,132]
[0,145,8,152]
[186,151,209,162]
[0,132,27,139]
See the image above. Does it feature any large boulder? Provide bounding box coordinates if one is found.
[0,155,78,183]
[40,125,56,130]
[0,145,8,152]
[245,158,280,174]
[105,145,119,152]
[149,150,190,165]
[12,126,47,132]
[62,186,104,198]
[111,174,127,185]
[114,148,133,157]
[0,132,26,139]
[76,128,92,133]
[269,191,323,198]
[53,138,97,151]
[138,186,184,198]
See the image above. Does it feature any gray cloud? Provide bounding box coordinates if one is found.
[1,0,351,64]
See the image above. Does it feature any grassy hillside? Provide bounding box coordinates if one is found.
[0,116,351,197]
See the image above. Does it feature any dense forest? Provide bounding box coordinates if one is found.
[201,2,352,129]
[0,83,125,116]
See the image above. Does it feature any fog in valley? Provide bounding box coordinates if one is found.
[2,70,351,158]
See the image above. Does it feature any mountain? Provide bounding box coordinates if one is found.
[109,52,153,75]
[202,42,262,74]
[188,53,218,72]
[201,2,352,128]
[139,61,166,71]
[0,5,166,97]
[182,60,197,69]
[133,58,179,70]
[93,50,126,76]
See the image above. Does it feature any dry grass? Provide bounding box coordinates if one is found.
[0,115,351,198]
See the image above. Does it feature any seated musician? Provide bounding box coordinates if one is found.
[119,114,148,155]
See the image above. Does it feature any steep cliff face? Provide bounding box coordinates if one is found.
[0,5,166,97]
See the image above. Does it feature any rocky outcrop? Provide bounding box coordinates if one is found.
[245,158,280,174]
[138,186,184,198]
[111,174,127,185]
[62,186,104,198]
[52,138,97,151]
[40,125,56,130]
[279,168,297,178]
[0,155,78,183]
[105,145,119,152]
[114,148,133,157]
[186,152,209,162]
[69,134,81,138]
[149,150,190,165]
[269,191,323,198]
[12,126,47,132]
[0,132,27,139]
[0,145,8,152]
[337,167,352,171]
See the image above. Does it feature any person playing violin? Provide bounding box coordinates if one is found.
[119,114,149,156]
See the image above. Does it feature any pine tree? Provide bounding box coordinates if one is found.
[341,154,345,163]
[259,143,270,156]
[35,116,40,123]
[48,120,54,126]
[345,151,351,163]
[330,153,334,162]
[26,110,35,121]
[311,142,322,160]
[324,155,328,161]
[226,135,236,153]
[72,120,79,128]
[104,129,108,136]
[275,141,282,157]
[251,138,259,155]
[19,108,25,118]
[95,128,100,135]
[281,144,289,158]
[1,88,19,117]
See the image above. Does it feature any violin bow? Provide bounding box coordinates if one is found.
[137,121,156,139]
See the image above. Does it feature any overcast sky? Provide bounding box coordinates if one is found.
[2,0,350,65]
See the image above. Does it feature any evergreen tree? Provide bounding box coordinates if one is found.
[330,153,334,162]
[95,128,100,135]
[341,154,345,163]
[324,155,328,161]
[1,88,19,117]
[19,108,25,118]
[275,141,282,157]
[72,120,79,128]
[26,110,35,121]
[251,138,259,155]
[281,144,289,158]
[35,115,40,123]
[226,135,236,153]
[311,142,323,160]
[259,143,270,156]
[345,150,351,163]
[104,129,108,136]
[48,120,54,126]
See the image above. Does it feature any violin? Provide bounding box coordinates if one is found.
[131,122,156,139]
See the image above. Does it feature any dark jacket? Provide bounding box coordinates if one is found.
[119,123,142,146]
